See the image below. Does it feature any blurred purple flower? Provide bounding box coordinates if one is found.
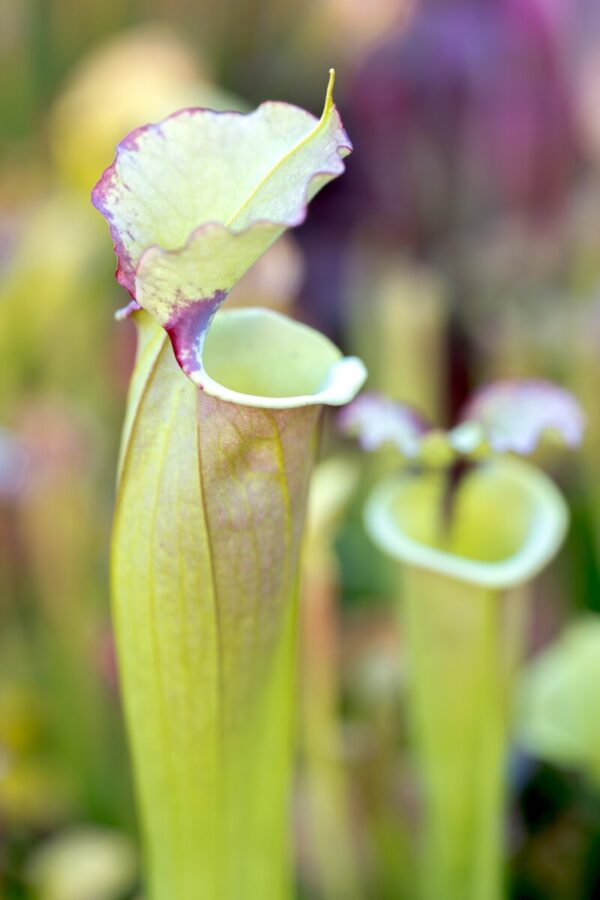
[460,379,585,454]
[340,380,584,462]
[338,391,432,456]
[347,0,576,249]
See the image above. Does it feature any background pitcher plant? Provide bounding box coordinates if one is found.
[340,381,584,900]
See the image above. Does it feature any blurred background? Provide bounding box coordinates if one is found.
[1,0,600,897]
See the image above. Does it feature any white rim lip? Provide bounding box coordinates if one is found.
[365,458,568,589]
[193,308,367,409]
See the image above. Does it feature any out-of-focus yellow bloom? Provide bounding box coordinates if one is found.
[49,25,243,192]
[26,827,137,900]
[0,193,101,413]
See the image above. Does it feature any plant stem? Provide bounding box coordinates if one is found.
[402,567,524,900]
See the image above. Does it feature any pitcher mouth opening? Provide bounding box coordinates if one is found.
[199,307,366,409]
[365,458,568,589]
